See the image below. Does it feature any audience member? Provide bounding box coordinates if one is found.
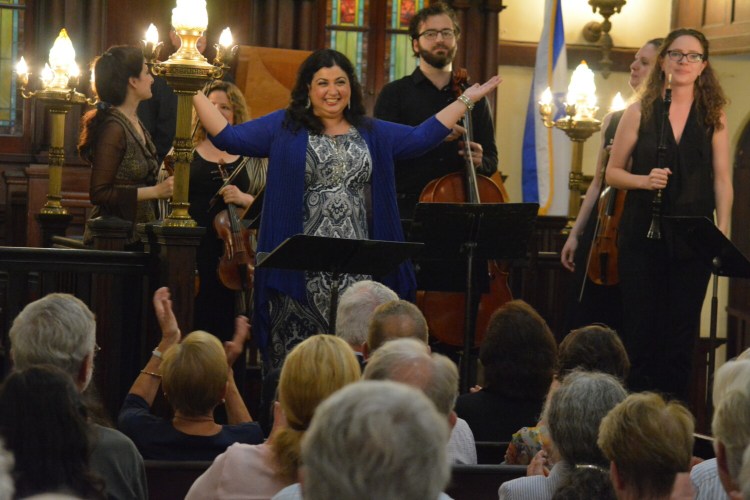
[363,337,476,464]
[691,358,750,499]
[0,365,106,499]
[336,280,398,358]
[740,443,750,500]
[366,299,428,355]
[499,371,626,499]
[274,380,452,500]
[598,392,694,500]
[118,287,262,460]
[186,334,361,499]
[9,293,147,499]
[557,324,630,382]
[456,300,558,442]
[258,280,396,436]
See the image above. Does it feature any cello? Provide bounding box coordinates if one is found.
[416,69,512,348]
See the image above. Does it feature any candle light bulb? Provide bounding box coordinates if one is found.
[145,23,160,45]
[539,87,552,106]
[16,57,29,78]
[219,27,233,48]
[610,92,626,112]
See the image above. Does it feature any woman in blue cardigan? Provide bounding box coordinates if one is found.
[194,48,501,368]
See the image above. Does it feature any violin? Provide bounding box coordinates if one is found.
[416,68,512,348]
[586,185,626,286]
[213,161,255,314]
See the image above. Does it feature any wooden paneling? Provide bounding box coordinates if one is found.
[673,0,750,53]
[25,163,92,247]
[499,41,636,72]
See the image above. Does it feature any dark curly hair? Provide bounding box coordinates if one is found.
[479,300,557,399]
[78,45,145,162]
[557,325,630,382]
[0,365,106,499]
[408,2,461,42]
[640,28,727,131]
[285,49,367,135]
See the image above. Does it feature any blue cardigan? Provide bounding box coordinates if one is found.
[211,110,450,352]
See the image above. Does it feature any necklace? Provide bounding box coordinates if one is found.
[173,414,215,423]
[327,134,348,185]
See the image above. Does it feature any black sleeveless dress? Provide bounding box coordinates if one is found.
[617,98,714,401]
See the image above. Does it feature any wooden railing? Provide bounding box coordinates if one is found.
[0,245,156,420]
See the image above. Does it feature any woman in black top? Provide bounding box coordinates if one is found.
[185,81,267,343]
[606,28,732,400]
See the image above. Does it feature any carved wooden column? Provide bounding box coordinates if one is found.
[140,223,204,337]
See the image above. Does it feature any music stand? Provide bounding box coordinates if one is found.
[256,234,423,332]
[411,202,539,392]
[665,216,750,411]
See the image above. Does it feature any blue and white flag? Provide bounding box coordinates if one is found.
[522,0,570,215]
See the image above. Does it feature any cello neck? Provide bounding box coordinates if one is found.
[462,105,481,203]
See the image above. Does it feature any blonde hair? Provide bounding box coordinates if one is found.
[161,331,228,416]
[193,80,251,146]
[272,335,361,481]
[598,392,694,498]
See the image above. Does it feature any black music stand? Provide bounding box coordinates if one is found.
[256,234,423,332]
[411,202,539,392]
[666,216,750,412]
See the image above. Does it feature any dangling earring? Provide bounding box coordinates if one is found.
[348,100,351,110]
[306,97,311,109]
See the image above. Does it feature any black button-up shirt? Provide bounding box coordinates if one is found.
[374,67,499,218]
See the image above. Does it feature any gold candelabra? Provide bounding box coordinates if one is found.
[15,29,95,216]
[142,0,237,227]
[538,61,602,232]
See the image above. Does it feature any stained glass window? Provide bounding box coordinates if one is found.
[0,0,24,136]
[386,0,425,81]
[329,0,367,83]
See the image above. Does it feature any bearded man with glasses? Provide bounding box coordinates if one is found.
[374,1,499,222]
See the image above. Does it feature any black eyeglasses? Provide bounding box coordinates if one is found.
[418,29,456,41]
[666,50,704,63]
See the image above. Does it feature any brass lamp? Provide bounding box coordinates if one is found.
[142,0,237,227]
[15,29,94,216]
[538,61,601,232]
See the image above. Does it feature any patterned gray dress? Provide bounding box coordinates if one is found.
[268,128,372,367]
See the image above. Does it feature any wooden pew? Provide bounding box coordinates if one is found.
[475,440,510,464]
[446,464,527,500]
[144,460,211,500]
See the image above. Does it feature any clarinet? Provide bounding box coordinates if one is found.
[646,75,672,240]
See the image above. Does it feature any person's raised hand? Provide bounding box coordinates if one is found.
[153,287,181,347]
[224,315,250,367]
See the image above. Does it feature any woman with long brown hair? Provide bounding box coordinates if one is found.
[78,46,173,247]
[605,28,733,401]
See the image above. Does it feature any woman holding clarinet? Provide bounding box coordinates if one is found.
[606,28,732,401]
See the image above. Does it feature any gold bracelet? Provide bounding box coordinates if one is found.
[140,369,162,378]
[457,94,475,111]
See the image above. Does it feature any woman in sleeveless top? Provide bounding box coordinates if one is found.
[185,80,267,352]
[78,45,173,247]
[560,38,663,334]
[605,29,733,401]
